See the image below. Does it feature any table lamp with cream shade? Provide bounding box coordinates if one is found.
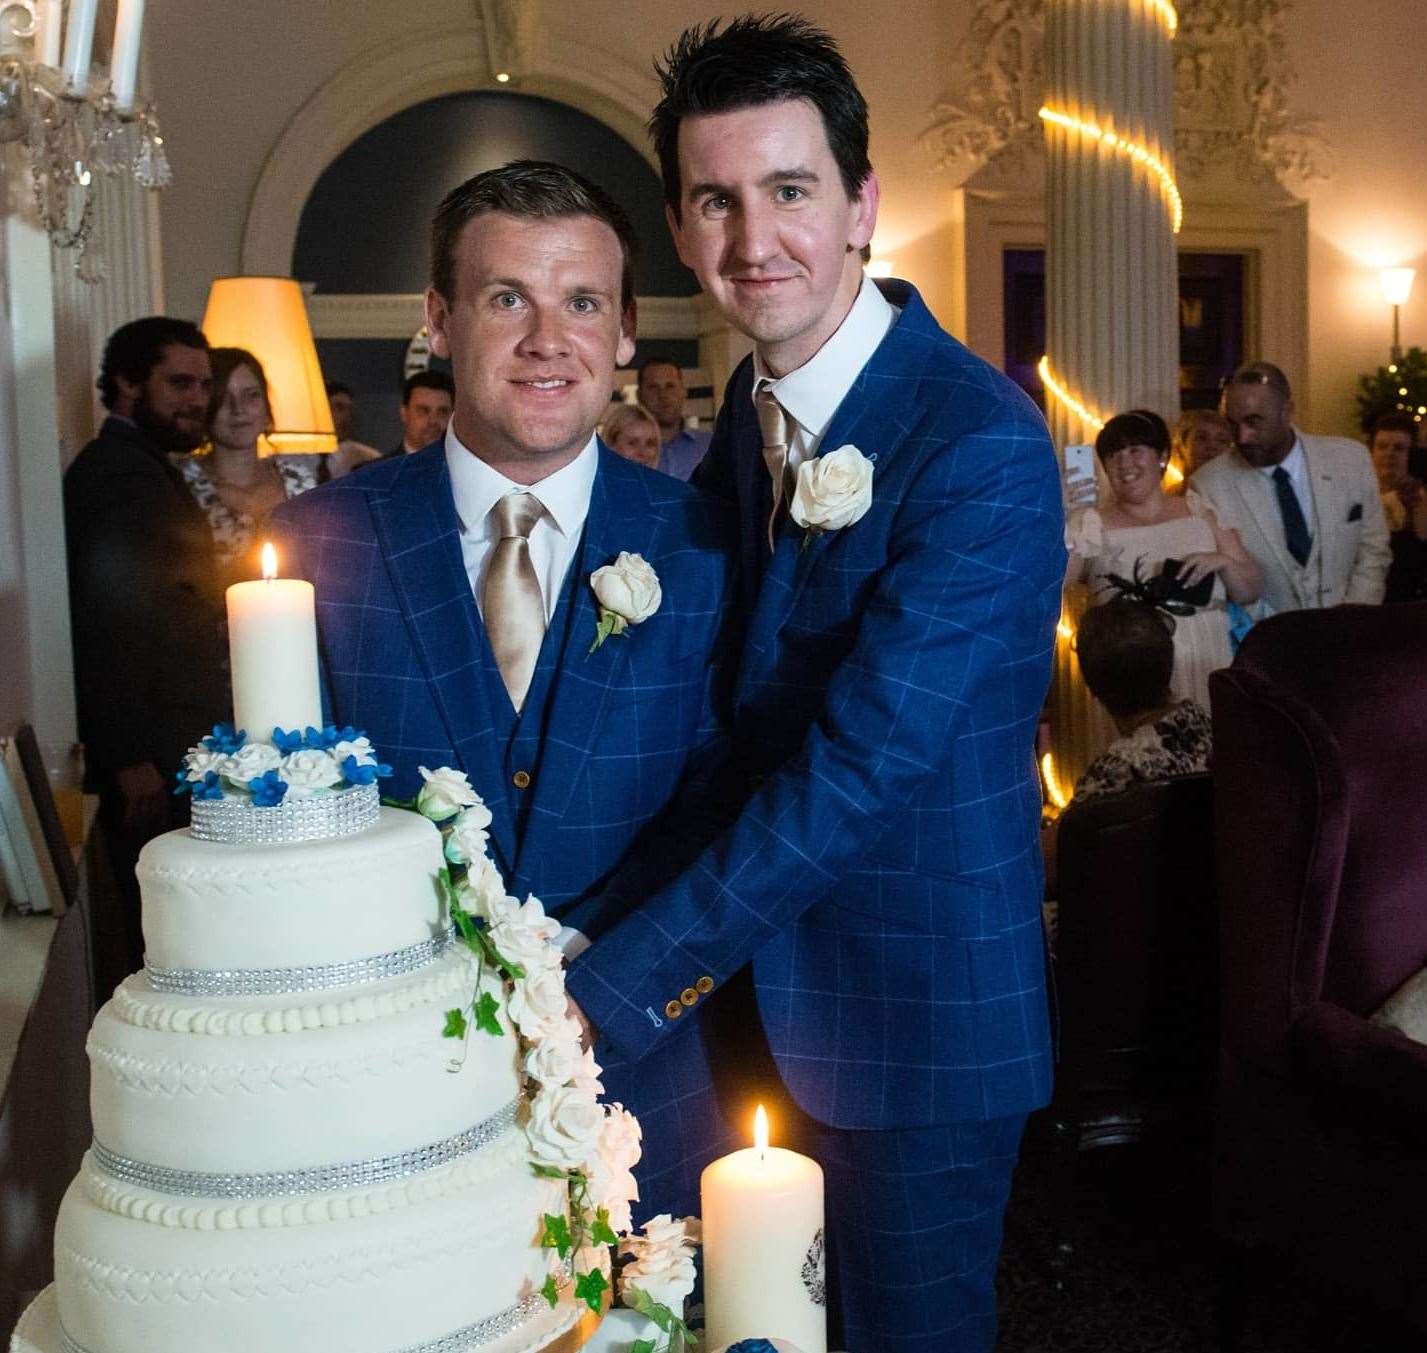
[200,276,337,454]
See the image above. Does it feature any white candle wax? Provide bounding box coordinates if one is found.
[109,0,146,110]
[61,0,99,93]
[226,577,323,744]
[701,1144,826,1353]
[36,0,63,68]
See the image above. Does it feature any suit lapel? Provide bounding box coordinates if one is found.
[1301,436,1337,587]
[1233,462,1301,599]
[365,451,516,868]
[513,449,665,874]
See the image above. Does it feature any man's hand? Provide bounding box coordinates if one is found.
[116,761,169,837]
[566,995,596,1052]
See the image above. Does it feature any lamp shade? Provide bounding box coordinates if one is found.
[1380,268,1416,308]
[200,276,336,453]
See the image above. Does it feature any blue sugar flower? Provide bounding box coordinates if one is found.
[271,727,306,754]
[303,724,336,750]
[726,1343,780,1353]
[173,769,192,797]
[247,769,289,807]
[191,771,224,801]
[340,755,394,786]
[201,722,244,755]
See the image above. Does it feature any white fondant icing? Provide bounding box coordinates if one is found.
[137,808,446,973]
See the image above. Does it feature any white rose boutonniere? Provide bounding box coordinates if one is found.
[415,765,479,822]
[589,552,661,653]
[790,443,874,546]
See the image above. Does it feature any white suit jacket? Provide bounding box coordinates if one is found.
[1189,434,1390,612]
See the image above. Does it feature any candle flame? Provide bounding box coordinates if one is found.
[753,1104,769,1158]
[261,542,278,581]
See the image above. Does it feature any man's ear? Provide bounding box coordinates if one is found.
[849,170,880,253]
[616,303,637,369]
[113,374,142,413]
[424,288,452,361]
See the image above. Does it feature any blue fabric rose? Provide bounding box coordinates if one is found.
[247,769,289,806]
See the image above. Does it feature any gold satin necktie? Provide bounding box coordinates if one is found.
[756,381,794,551]
[483,492,546,712]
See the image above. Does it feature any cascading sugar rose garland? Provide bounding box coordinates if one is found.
[403,766,688,1329]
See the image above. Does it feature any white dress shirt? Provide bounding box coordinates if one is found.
[1258,435,1318,537]
[751,276,899,469]
[443,427,599,622]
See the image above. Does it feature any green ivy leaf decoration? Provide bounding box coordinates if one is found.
[531,1163,568,1180]
[625,1287,697,1347]
[590,1206,618,1247]
[540,1274,560,1310]
[574,1266,608,1314]
[441,1007,468,1040]
[541,1212,573,1259]
[473,990,504,1038]
[630,1341,658,1353]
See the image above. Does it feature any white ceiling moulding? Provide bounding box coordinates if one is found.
[241,16,662,279]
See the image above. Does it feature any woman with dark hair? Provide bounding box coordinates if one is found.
[1065,408,1261,707]
[172,347,320,583]
[1072,596,1212,798]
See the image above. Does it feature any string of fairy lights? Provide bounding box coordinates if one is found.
[1038,0,1182,446]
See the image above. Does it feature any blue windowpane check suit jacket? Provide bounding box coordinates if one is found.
[565,281,1066,1130]
[268,442,736,913]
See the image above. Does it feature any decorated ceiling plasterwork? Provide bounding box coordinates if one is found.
[923,0,1328,192]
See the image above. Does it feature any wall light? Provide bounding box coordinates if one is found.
[495,71,511,83]
[1381,267,1416,362]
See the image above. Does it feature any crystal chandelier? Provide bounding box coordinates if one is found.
[0,0,169,280]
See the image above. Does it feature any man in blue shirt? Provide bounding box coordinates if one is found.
[638,357,711,480]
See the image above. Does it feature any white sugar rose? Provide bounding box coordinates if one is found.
[278,748,344,798]
[416,765,479,821]
[330,735,378,768]
[526,1085,604,1171]
[182,745,228,780]
[571,1046,605,1097]
[508,964,570,1039]
[790,444,874,533]
[488,896,563,975]
[591,552,662,627]
[460,856,512,924]
[219,741,282,786]
[443,802,494,865]
[596,1103,642,1174]
[619,1214,698,1313]
[523,1030,584,1088]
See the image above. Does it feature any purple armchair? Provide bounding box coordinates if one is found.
[1210,602,1427,1339]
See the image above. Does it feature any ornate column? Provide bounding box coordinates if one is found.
[1040,0,1180,446]
[1040,0,1182,787]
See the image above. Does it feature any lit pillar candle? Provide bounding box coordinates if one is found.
[109,0,147,110]
[225,543,323,742]
[61,0,100,93]
[701,1106,826,1353]
[35,0,63,68]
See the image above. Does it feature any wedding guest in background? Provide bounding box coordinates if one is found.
[1368,411,1427,601]
[637,357,710,480]
[64,317,229,988]
[1066,409,1261,708]
[386,369,455,457]
[1173,408,1234,480]
[601,401,662,468]
[321,379,381,480]
[173,347,320,586]
[1192,362,1390,611]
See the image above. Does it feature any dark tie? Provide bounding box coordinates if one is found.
[1271,466,1312,567]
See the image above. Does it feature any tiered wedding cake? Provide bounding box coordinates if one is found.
[11,727,636,1353]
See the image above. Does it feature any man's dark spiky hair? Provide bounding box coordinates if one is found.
[649,13,872,219]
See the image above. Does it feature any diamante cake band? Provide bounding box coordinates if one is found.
[57,1292,551,1353]
[144,924,458,997]
[91,1101,519,1199]
[188,782,380,845]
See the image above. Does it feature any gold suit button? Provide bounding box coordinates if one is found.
[695,976,714,994]
[512,770,532,790]
[680,987,699,1007]
[664,999,683,1020]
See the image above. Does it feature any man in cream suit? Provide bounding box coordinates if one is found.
[1191,362,1390,611]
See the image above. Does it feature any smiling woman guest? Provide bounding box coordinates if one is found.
[601,401,663,468]
[1065,408,1262,707]
[172,347,320,582]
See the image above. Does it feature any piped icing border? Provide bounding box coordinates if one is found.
[81,1128,530,1231]
[114,950,476,1037]
[91,1101,519,1200]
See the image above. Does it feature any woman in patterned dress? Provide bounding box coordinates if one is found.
[172,347,320,585]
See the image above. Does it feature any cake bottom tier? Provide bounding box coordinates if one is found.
[48,1147,579,1353]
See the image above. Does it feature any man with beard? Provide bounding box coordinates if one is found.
[64,317,230,989]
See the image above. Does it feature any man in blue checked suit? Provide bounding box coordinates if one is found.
[563,18,1064,1352]
[271,162,735,942]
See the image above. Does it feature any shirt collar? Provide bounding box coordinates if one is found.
[444,426,599,540]
[1259,434,1306,481]
[751,276,897,441]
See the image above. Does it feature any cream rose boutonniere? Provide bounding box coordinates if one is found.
[790,443,874,547]
[589,551,662,653]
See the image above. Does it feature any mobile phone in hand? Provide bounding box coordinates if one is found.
[1063,444,1097,506]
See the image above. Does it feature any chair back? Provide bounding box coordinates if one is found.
[1055,773,1217,1103]
[1211,603,1427,1069]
